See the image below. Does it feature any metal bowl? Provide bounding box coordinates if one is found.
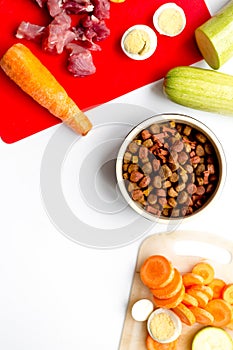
[116,113,226,222]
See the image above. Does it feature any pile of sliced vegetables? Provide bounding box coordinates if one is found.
[139,255,233,349]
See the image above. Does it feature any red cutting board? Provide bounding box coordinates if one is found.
[0,0,210,143]
[119,231,233,349]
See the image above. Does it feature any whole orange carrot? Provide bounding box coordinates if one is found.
[0,43,92,135]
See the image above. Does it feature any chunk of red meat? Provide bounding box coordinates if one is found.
[91,17,110,41]
[73,26,101,50]
[51,9,71,27]
[44,28,75,54]
[47,0,63,17]
[79,15,110,41]
[62,0,94,14]
[91,0,110,20]
[66,43,96,76]
[42,11,76,53]
[16,21,45,41]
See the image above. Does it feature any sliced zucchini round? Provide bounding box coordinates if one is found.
[192,326,233,350]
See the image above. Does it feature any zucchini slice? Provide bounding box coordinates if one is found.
[192,326,233,350]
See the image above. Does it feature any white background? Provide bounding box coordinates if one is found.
[1,1,233,349]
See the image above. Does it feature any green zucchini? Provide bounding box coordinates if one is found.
[192,326,233,350]
[163,66,233,115]
[195,0,233,69]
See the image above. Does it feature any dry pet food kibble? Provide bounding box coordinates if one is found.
[122,120,219,219]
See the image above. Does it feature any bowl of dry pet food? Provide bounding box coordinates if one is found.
[116,113,226,222]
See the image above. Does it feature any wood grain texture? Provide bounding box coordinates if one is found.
[119,231,233,350]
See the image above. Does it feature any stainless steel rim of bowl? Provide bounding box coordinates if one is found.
[116,113,227,223]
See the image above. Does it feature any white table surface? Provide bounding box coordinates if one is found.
[1,1,233,349]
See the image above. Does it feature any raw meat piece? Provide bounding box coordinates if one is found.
[80,14,110,41]
[42,11,76,53]
[47,0,63,17]
[92,0,110,20]
[63,0,94,14]
[66,43,96,76]
[16,21,45,41]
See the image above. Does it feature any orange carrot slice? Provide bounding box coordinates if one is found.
[182,293,198,307]
[222,284,233,304]
[182,273,204,287]
[146,335,177,350]
[0,43,92,136]
[172,302,196,326]
[226,306,233,330]
[188,285,213,301]
[153,285,185,309]
[150,268,183,299]
[186,288,209,308]
[205,299,233,327]
[208,278,226,299]
[189,306,214,325]
[140,255,175,289]
[192,262,215,284]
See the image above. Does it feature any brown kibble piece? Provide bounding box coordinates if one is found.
[153,175,162,188]
[132,189,144,201]
[139,176,151,188]
[177,191,189,204]
[156,188,166,197]
[142,162,153,174]
[187,183,197,194]
[160,164,172,179]
[148,194,157,205]
[127,164,139,174]
[168,187,178,197]
[196,186,205,195]
[152,158,160,171]
[130,171,143,183]
[168,197,177,208]
[139,146,148,159]
[141,129,151,140]
[128,142,139,153]
[183,125,192,136]
[196,132,207,143]
[172,139,184,152]
[170,172,179,183]
[178,151,189,165]
[196,144,205,156]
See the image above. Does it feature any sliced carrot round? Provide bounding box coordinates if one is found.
[188,285,213,301]
[192,262,215,284]
[205,299,233,327]
[182,293,198,307]
[208,278,226,299]
[153,285,185,309]
[140,255,175,289]
[189,306,214,325]
[182,272,204,287]
[222,284,233,304]
[186,288,209,308]
[150,268,183,299]
[172,302,196,326]
[146,335,177,350]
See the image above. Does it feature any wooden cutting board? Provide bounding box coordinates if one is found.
[119,231,233,350]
